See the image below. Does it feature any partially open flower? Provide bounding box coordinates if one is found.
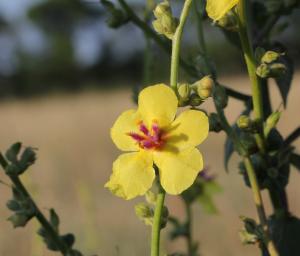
[105,84,209,199]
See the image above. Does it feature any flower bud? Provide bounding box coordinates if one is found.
[152,1,177,40]
[237,115,252,129]
[145,191,157,205]
[193,76,214,100]
[135,203,153,219]
[189,94,203,107]
[264,111,281,137]
[261,51,282,64]
[256,63,270,78]
[269,63,286,77]
[217,11,238,31]
[101,0,128,28]
[177,83,191,102]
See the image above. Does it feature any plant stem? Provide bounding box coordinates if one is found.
[243,157,278,256]
[151,187,166,256]
[0,153,69,255]
[237,0,266,152]
[170,0,193,91]
[117,0,251,102]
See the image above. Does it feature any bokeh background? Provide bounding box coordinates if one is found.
[0,0,299,255]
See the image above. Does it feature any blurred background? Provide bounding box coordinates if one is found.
[0,0,299,255]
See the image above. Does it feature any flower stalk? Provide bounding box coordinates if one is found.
[236,0,266,153]
[151,186,166,256]
[170,0,193,91]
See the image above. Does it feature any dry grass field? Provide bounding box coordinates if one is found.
[0,74,299,256]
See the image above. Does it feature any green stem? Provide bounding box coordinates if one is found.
[243,157,278,256]
[117,0,251,102]
[151,187,166,256]
[170,0,193,91]
[237,0,266,153]
[0,153,69,255]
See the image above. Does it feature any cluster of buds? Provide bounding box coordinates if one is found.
[135,191,168,229]
[256,49,286,79]
[177,76,214,107]
[152,1,178,40]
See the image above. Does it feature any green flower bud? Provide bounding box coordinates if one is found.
[177,83,191,102]
[237,115,252,129]
[8,213,33,228]
[193,76,214,100]
[217,11,238,31]
[152,1,177,40]
[213,85,228,109]
[145,191,157,205]
[209,113,222,133]
[153,1,171,18]
[135,203,153,219]
[189,94,203,107]
[269,63,286,77]
[261,51,282,64]
[256,63,270,78]
[264,111,281,137]
[101,0,128,29]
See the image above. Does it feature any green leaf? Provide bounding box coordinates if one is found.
[5,142,22,163]
[50,209,60,231]
[269,216,300,256]
[275,54,294,107]
[290,153,300,171]
[61,233,75,248]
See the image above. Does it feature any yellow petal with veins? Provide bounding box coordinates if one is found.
[154,147,203,195]
[111,109,141,151]
[206,0,239,21]
[105,151,155,200]
[138,84,178,128]
[166,110,209,151]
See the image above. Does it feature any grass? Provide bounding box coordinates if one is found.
[0,75,299,256]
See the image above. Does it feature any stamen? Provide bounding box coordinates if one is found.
[127,121,166,150]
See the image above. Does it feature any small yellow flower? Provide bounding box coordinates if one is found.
[206,0,239,21]
[105,84,209,200]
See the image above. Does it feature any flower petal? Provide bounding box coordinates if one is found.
[138,84,178,128]
[105,151,155,200]
[111,109,142,151]
[166,110,209,150]
[206,0,239,21]
[154,148,204,195]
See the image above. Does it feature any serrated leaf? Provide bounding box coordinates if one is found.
[275,54,294,107]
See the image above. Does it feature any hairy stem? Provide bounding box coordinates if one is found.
[237,0,266,153]
[151,187,166,256]
[170,0,193,91]
[0,153,69,255]
[243,157,278,256]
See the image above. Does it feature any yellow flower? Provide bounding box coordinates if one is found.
[105,84,209,200]
[206,0,239,21]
